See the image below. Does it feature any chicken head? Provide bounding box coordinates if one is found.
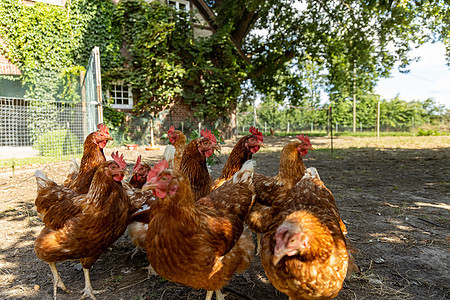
[108,151,128,182]
[93,123,113,149]
[246,127,265,154]
[198,129,220,158]
[167,126,180,144]
[296,134,314,156]
[132,155,150,182]
[143,160,178,198]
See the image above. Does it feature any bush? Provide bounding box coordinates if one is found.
[417,128,440,136]
[34,129,82,156]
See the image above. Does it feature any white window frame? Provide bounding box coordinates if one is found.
[107,81,133,109]
[168,0,190,12]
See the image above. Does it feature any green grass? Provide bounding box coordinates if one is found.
[0,154,82,170]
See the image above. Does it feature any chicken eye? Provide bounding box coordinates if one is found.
[290,238,297,244]
[161,177,167,181]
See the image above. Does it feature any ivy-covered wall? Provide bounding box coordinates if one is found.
[0,0,243,139]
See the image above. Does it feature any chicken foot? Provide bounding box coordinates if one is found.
[255,233,262,256]
[48,262,70,300]
[205,290,225,300]
[79,268,105,300]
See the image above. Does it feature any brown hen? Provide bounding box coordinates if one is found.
[34,152,130,300]
[144,160,255,300]
[261,168,349,300]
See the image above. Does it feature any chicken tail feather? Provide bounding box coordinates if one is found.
[304,167,320,180]
[232,160,254,185]
[35,170,51,189]
[163,144,175,169]
[69,157,79,174]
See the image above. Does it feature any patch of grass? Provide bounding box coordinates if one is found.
[0,154,82,170]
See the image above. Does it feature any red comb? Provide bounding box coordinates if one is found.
[168,126,175,134]
[111,151,127,169]
[200,129,216,144]
[132,155,142,173]
[249,126,263,142]
[296,134,311,145]
[98,123,109,135]
[147,160,169,181]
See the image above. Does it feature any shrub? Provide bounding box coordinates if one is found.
[34,129,82,156]
[417,128,440,136]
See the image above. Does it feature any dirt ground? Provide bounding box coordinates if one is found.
[0,135,449,300]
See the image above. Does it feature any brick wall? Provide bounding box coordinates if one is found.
[0,54,21,76]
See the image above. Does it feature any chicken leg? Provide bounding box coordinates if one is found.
[255,233,262,255]
[48,262,70,300]
[205,290,225,300]
[80,267,105,300]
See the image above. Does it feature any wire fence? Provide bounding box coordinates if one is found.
[0,97,88,161]
[237,121,416,135]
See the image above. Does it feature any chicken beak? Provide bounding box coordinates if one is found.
[259,142,266,148]
[272,252,284,266]
[309,146,315,151]
[213,144,221,151]
[272,246,288,266]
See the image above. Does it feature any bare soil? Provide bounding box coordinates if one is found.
[0,135,449,300]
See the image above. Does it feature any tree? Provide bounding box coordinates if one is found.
[206,0,447,114]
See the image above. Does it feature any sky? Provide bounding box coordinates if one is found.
[374,42,450,110]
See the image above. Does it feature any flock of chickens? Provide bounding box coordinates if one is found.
[33,123,358,300]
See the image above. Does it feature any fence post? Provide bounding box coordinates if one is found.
[311,122,313,133]
[93,47,103,123]
[336,122,338,133]
[80,70,88,139]
[198,122,201,134]
[264,122,267,133]
[287,122,290,134]
[181,121,184,133]
[360,122,362,133]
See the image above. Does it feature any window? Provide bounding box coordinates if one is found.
[107,82,133,109]
[168,0,190,12]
